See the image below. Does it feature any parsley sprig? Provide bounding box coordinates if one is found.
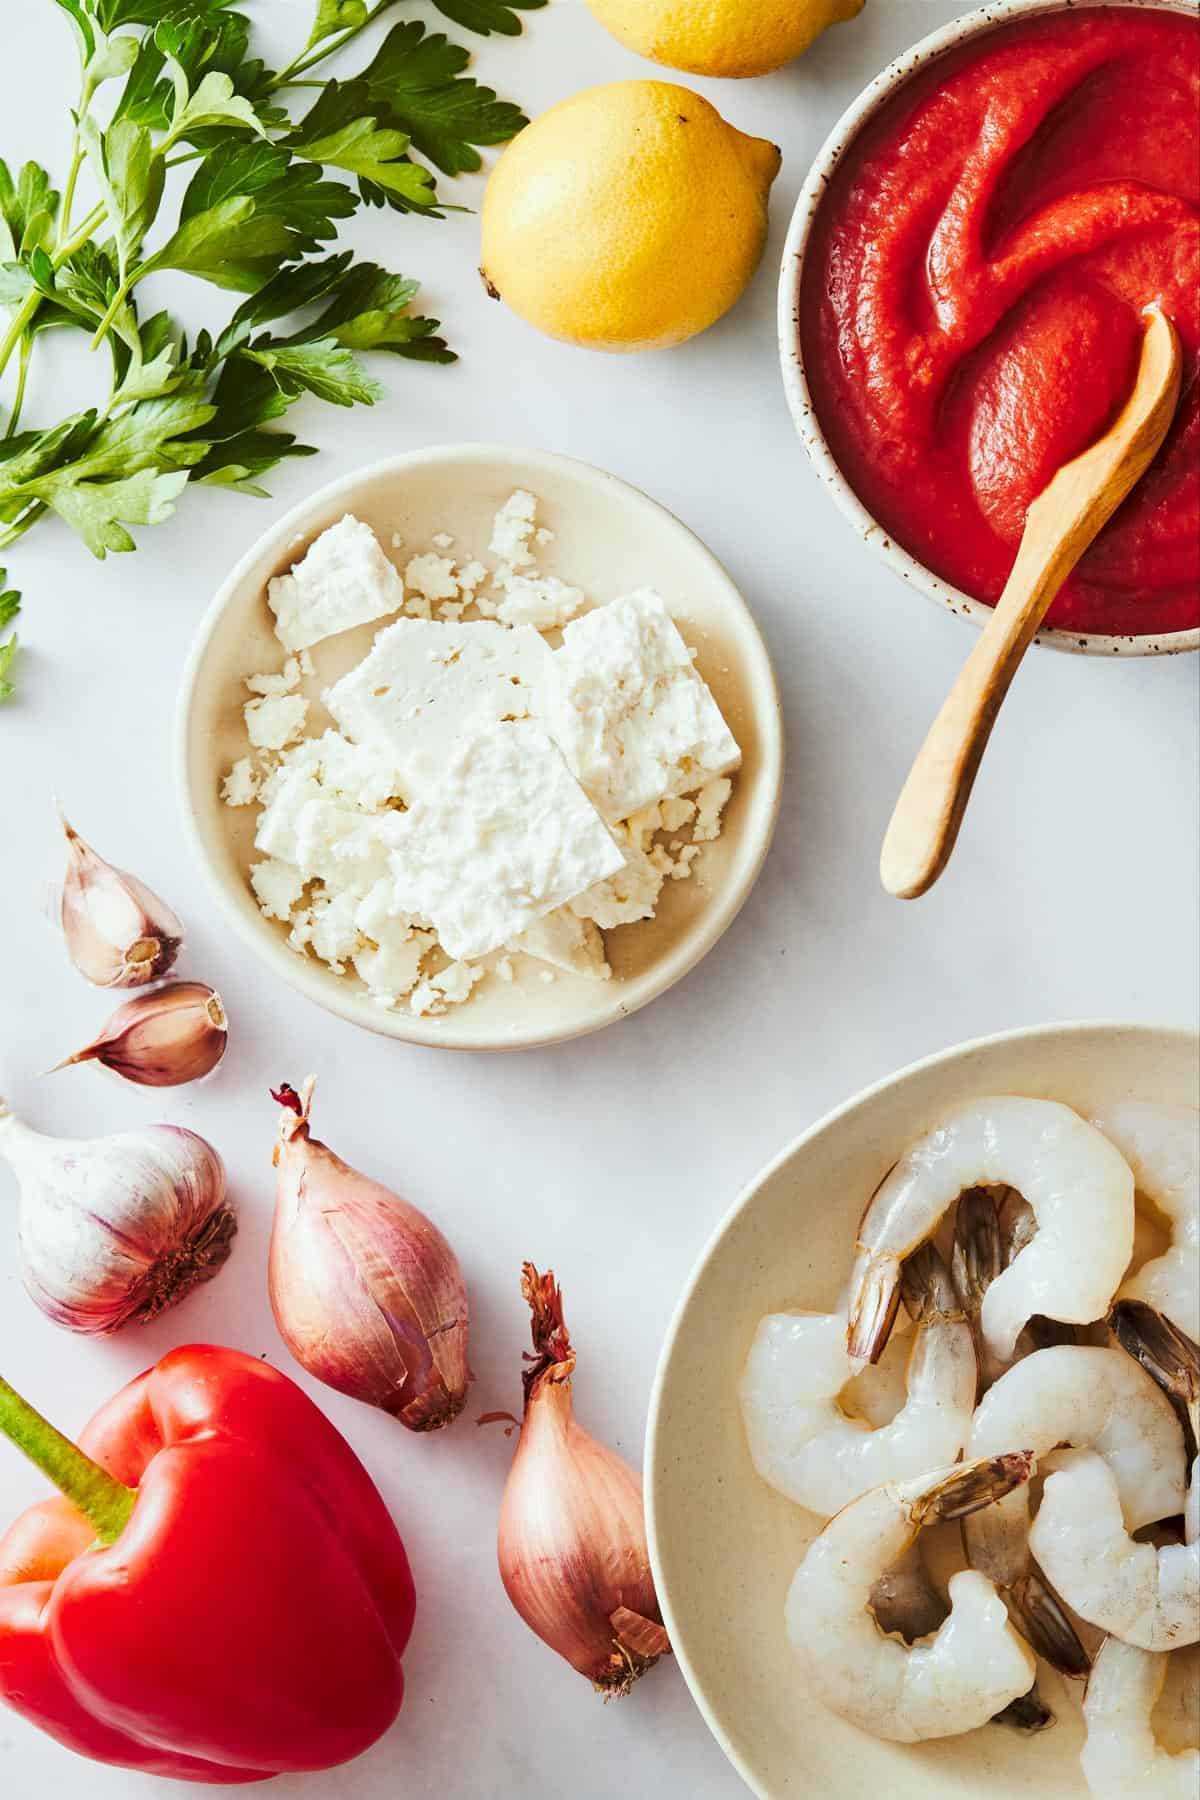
[0,0,545,695]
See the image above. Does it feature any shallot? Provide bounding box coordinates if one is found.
[268,1079,470,1431]
[494,1263,670,1694]
[0,1094,233,1334]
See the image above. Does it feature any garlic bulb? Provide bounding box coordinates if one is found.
[59,813,184,987]
[0,1096,234,1334]
[496,1264,670,1693]
[55,982,228,1087]
[269,1079,470,1431]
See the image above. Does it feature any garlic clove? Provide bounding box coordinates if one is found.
[54,982,228,1088]
[269,1079,470,1431]
[0,1095,235,1334]
[59,811,184,988]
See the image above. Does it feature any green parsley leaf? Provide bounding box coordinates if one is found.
[156,20,268,141]
[292,261,455,363]
[360,22,530,175]
[145,145,355,291]
[50,0,97,63]
[192,427,317,495]
[432,0,547,38]
[287,82,438,211]
[306,0,369,51]
[0,569,19,633]
[0,161,60,262]
[241,337,383,407]
[38,466,192,557]
[211,252,354,358]
[78,117,164,282]
[0,633,18,702]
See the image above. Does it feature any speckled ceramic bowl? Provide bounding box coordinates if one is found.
[778,0,1198,658]
[177,444,783,1052]
[646,1020,1200,1798]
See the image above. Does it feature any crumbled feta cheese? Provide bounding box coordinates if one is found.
[386,722,624,961]
[693,775,732,842]
[548,589,740,823]
[267,516,404,652]
[250,859,306,921]
[305,887,363,971]
[325,619,552,790]
[495,956,514,983]
[511,909,610,979]
[535,527,554,546]
[404,593,433,620]
[299,649,315,677]
[539,970,556,985]
[660,795,697,832]
[405,552,459,605]
[246,657,302,697]
[221,757,261,807]
[391,531,404,550]
[431,532,454,551]
[496,573,585,631]
[410,962,483,1016]
[571,835,663,929]
[352,925,434,1003]
[456,560,487,592]
[489,489,538,569]
[245,693,307,751]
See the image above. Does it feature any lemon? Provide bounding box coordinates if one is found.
[479,81,780,353]
[585,0,865,79]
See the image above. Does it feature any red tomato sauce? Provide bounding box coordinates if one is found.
[799,7,1199,638]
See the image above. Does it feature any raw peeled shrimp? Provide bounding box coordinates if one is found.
[951,1187,1077,1393]
[1092,1104,1200,1342]
[1081,1639,1200,1798]
[785,1455,1038,1743]
[964,1344,1188,1671]
[740,1246,976,1519]
[847,1098,1134,1365]
[1030,1450,1198,1651]
[1035,1304,1200,1653]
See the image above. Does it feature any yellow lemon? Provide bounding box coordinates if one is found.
[585,0,865,79]
[479,81,780,353]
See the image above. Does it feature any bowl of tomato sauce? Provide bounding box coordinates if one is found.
[781,0,1199,655]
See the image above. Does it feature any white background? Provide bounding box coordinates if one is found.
[1,3,1197,1797]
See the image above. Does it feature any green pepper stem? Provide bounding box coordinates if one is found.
[0,1374,136,1545]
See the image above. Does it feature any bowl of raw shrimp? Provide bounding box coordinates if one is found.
[645,1021,1199,1799]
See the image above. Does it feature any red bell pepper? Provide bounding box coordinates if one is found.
[0,1344,416,1783]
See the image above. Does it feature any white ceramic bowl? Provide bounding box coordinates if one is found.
[778,0,1199,658]
[177,444,783,1051]
[646,1019,1200,1798]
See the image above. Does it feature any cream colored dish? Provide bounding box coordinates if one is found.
[177,444,782,1050]
[777,0,1199,659]
[646,1020,1200,1797]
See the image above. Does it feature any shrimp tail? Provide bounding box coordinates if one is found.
[847,1248,901,1363]
[992,1684,1056,1733]
[1109,1300,1199,1403]
[1011,1566,1092,1677]
[909,1451,1036,1528]
[951,1186,1004,1309]
[900,1242,966,1323]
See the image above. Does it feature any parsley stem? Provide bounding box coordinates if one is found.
[4,336,33,439]
[268,0,398,90]
[57,137,84,250]
[0,503,46,552]
[0,293,39,384]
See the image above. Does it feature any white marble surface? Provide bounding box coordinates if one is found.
[1,4,1197,1797]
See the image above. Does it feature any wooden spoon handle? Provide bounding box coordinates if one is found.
[880,309,1182,902]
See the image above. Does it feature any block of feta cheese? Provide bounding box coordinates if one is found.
[267,515,404,653]
[325,618,552,791]
[385,721,625,962]
[547,588,740,824]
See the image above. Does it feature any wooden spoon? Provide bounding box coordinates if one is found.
[880,307,1182,901]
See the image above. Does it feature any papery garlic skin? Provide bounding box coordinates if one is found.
[269,1080,470,1432]
[60,815,184,988]
[497,1265,670,1694]
[0,1097,234,1334]
[56,982,228,1088]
